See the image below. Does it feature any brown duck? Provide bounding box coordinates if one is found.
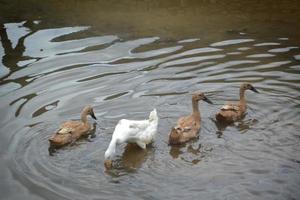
[215,83,259,123]
[49,105,97,147]
[169,92,213,145]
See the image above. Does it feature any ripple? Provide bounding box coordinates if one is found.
[210,39,255,47]
[251,61,291,70]
[268,46,299,53]
[8,37,160,80]
[246,53,275,58]
[0,44,10,78]
[0,82,20,96]
[160,54,225,68]
[77,71,127,82]
[178,38,200,44]
[1,24,300,200]
[254,42,281,47]
[24,26,117,58]
[237,47,251,51]
[4,21,30,49]
[104,92,130,101]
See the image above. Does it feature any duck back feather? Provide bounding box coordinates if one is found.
[104,109,158,160]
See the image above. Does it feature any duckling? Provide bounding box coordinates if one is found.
[104,109,158,169]
[215,82,259,123]
[169,92,213,145]
[49,105,97,148]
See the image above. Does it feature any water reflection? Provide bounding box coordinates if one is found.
[105,143,153,178]
[0,22,29,79]
[169,142,212,165]
[214,118,259,138]
[120,143,152,170]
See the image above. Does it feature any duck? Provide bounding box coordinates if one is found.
[168,92,213,145]
[49,105,97,148]
[215,82,259,123]
[104,109,158,169]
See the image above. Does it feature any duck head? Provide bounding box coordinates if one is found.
[83,105,97,120]
[241,83,259,93]
[104,139,117,169]
[149,108,158,122]
[104,159,113,170]
[104,152,114,169]
[192,92,213,104]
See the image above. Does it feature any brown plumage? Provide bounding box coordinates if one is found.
[49,105,97,147]
[169,92,213,145]
[216,83,259,123]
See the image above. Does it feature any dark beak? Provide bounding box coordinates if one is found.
[250,86,259,93]
[203,96,213,104]
[91,111,97,120]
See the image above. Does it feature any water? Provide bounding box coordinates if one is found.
[0,1,300,200]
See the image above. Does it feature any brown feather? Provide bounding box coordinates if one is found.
[49,106,95,147]
[169,92,212,145]
[216,83,259,123]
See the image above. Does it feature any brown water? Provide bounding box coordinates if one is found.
[1,1,300,200]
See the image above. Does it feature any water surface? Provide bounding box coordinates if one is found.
[0,1,300,200]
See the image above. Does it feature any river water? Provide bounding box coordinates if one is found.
[0,1,300,200]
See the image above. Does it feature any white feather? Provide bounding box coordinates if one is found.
[221,104,239,111]
[104,109,158,159]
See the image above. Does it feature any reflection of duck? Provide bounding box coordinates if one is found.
[169,143,204,164]
[169,92,213,145]
[49,105,97,148]
[214,117,259,138]
[121,143,151,170]
[216,83,259,123]
[169,144,185,159]
[104,109,158,169]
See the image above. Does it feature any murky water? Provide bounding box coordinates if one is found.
[1,1,300,200]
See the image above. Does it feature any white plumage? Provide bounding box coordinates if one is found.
[105,109,158,160]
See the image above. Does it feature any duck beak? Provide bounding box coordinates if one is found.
[250,86,259,93]
[91,111,97,120]
[203,96,213,104]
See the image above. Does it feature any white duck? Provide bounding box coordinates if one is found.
[104,109,158,169]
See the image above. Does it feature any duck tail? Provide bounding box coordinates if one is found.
[169,128,181,145]
[149,108,158,122]
[216,112,226,122]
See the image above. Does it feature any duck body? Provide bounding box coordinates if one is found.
[215,102,246,123]
[216,83,259,123]
[112,118,157,147]
[104,109,158,167]
[169,92,213,145]
[49,105,97,148]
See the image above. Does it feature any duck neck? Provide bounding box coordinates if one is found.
[239,87,246,103]
[105,138,117,159]
[81,111,88,124]
[192,99,200,118]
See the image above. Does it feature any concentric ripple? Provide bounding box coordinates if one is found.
[0,23,300,200]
